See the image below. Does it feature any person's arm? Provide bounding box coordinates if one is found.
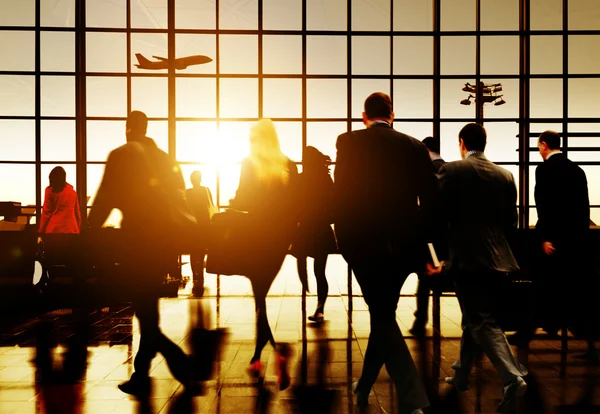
[38,187,54,235]
[415,143,439,243]
[505,172,518,237]
[88,151,119,229]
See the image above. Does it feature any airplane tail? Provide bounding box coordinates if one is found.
[135,53,151,65]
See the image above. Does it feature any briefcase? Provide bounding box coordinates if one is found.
[205,209,254,276]
[497,275,535,332]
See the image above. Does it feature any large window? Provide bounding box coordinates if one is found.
[2,0,600,294]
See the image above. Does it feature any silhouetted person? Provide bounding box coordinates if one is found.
[438,123,528,412]
[229,119,298,390]
[39,166,81,237]
[88,110,196,397]
[410,136,446,337]
[186,170,215,297]
[534,131,595,359]
[291,146,337,323]
[334,92,436,414]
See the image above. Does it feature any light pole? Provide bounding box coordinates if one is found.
[460,82,505,123]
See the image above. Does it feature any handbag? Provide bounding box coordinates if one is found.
[205,209,254,276]
[188,299,229,381]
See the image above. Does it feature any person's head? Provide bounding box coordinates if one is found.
[190,170,202,187]
[538,130,561,161]
[126,110,148,141]
[458,123,487,159]
[363,92,394,126]
[49,166,67,192]
[303,146,331,174]
[422,136,440,155]
[249,119,289,184]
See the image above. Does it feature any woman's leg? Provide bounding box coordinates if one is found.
[296,254,309,292]
[249,273,277,363]
[313,254,329,314]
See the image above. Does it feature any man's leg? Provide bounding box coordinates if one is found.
[352,256,429,412]
[411,275,429,335]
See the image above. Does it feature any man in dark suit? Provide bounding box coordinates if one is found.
[439,123,528,412]
[88,111,196,397]
[534,130,596,359]
[335,93,437,414]
[410,136,446,337]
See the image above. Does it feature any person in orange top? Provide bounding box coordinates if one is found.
[38,167,81,236]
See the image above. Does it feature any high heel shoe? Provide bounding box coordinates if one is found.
[247,360,262,378]
[308,311,325,323]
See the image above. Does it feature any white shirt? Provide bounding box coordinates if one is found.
[466,150,482,158]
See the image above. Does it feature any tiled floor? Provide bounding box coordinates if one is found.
[1,263,599,413]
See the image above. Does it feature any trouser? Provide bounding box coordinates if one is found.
[296,254,329,312]
[132,292,191,384]
[350,254,430,414]
[249,273,278,362]
[190,249,206,287]
[454,271,528,384]
[413,274,430,325]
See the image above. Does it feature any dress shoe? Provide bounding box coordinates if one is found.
[507,331,532,347]
[247,360,262,378]
[497,376,527,412]
[409,324,426,338]
[352,381,369,408]
[444,376,470,391]
[118,373,152,398]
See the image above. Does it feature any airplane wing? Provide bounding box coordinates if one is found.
[152,56,168,61]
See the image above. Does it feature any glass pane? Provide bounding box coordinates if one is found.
[483,122,519,163]
[481,37,519,75]
[440,122,465,161]
[176,121,218,163]
[441,37,475,75]
[175,0,216,29]
[263,35,302,75]
[0,164,35,205]
[393,79,432,118]
[531,0,562,30]
[41,0,75,27]
[40,164,77,205]
[263,0,301,30]
[176,78,217,118]
[0,76,35,116]
[179,165,218,208]
[218,163,243,207]
[131,0,167,29]
[87,164,125,227]
[307,0,346,31]
[441,79,476,119]
[393,0,433,31]
[218,121,253,164]
[530,79,562,119]
[392,122,432,141]
[41,120,76,161]
[569,0,600,30]
[263,79,302,118]
[219,0,258,30]
[307,36,346,75]
[41,32,75,73]
[307,122,345,162]
[307,79,347,119]
[352,37,390,75]
[176,34,216,75]
[86,0,126,28]
[441,0,475,31]
[531,36,562,75]
[219,79,259,118]
[352,0,391,31]
[0,120,35,162]
[86,77,127,117]
[569,35,600,74]
[568,137,600,162]
[581,166,600,206]
[0,31,34,71]
[273,121,302,162]
[0,0,35,26]
[393,37,432,75]
[86,120,126,162]
[86,32,127,73]
[41,76,75,117]
[481,0,519,31]
[131,33,168,74]
[353,79,391,118]
[219,35,258,74]
[131,77,168,118]
[569,79,600,118]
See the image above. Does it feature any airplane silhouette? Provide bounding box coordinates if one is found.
[134,53,212,70]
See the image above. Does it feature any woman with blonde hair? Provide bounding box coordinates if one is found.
[230,119,299,390]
